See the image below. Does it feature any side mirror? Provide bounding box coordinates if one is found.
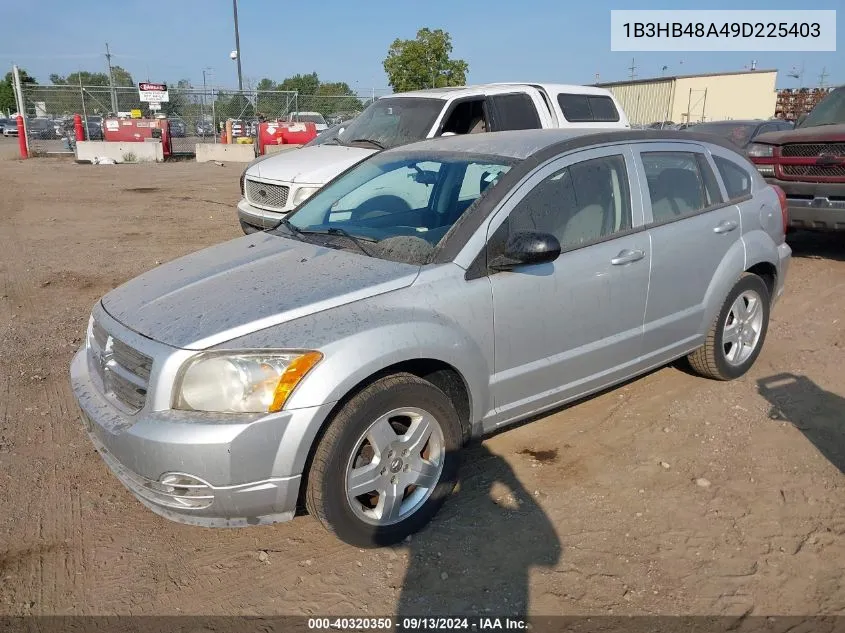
[489,231,561,271]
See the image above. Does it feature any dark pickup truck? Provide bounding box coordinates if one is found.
[747,86,845,232]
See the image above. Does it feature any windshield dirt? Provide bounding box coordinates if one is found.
[336,97,445,150]
[799,88,845,128]
[273,152,513,265]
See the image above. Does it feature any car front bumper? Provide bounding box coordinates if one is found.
[237,198,289,231]
[762,176,845,232]
[70,336,336,528]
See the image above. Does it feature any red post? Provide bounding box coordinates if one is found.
[73,113,84,141]
[16,115,27,159]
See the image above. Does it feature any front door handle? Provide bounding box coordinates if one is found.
[713,220,739,234]
[611,249,645,266]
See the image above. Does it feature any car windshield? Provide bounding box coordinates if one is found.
[276,151,514,264]
[799,87,845,128]
[304,123,345,147]
[692,122,757,147]
[335,97,444,149]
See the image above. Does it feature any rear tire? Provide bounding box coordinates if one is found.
[687,273,770,381]
[305,373,463,547]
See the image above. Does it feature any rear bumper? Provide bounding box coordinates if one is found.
[762,176,845,231]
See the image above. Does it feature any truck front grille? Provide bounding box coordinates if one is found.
[781,143,845,158]
[88,319,152,413]
[782,165,845,178]
[245,178,289,210]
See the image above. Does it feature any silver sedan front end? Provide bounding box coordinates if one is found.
[69,302,334,527]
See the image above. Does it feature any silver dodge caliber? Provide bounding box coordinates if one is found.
[71,129,791,547]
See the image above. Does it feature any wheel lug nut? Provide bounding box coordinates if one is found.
[380,468,386,476]
[390,476,397,484]
[402,449,408,456]
[403,464,409,472]
[387,450,393,458]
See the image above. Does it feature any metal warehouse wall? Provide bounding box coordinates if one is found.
[604,79,675,125]
[672,71,777,123]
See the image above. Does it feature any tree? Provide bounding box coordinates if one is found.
[383,28,468,93]
[50,66,134,87]
[0,69,37,114]
[278,72,320,96]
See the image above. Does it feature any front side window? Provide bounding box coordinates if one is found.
[281,153,513,264]
[641,151,721,224]
[507,154,632,250]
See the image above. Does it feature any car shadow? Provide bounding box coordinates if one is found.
[392,443,562,618]
[757,373,845,474]
[787,230,845,262]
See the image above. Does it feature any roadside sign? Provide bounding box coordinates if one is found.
[130,109,142,119]
[148,103,162,112]
[138,82,169,103]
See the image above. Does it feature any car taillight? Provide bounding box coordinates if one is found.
[771,185,788,239]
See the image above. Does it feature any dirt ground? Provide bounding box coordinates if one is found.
[0,154,843,618]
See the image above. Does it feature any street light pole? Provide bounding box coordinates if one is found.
[232,0,244,92]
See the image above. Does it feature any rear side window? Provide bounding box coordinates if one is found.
[558,94,620,122]
[641,151,721,224]
[713,155,752,200]
[487,93,542,131]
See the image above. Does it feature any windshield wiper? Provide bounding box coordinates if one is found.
[347,138,385,149]
[297,227,375,257]
[277,217,305,241]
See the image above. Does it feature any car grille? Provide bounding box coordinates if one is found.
[781,165,845,178]
[781,143,845,158]
[244,178,289,210]
[88,319,152,412]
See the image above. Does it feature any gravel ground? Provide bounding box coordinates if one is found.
[0,157,843,617]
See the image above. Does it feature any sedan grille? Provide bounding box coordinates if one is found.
[781,164,845,178]
[245,178,289,210]
[88,319,152,413]
[781,143,845,158]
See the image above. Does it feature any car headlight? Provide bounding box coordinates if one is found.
[173,351,322,413]
[747,143,774,158]
[292,186,320,206]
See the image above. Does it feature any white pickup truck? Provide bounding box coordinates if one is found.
[236,82,630,233]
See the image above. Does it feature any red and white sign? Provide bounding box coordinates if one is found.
[138,82,169,103]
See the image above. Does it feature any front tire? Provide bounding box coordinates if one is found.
[687,273,771,381]
[305,373,463,547]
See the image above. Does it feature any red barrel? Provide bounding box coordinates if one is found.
[73,114,84,142]
[258,121,317,154]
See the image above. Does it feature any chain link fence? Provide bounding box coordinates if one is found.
[19,84,383,156]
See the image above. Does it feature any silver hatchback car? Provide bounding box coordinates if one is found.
[70,129,791,546]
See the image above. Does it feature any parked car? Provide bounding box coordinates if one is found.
[27,117,61,139]
[167,117,187,138]
[287,111,329,131]
[236,82,631,234]
[1,118,19,136]
[302,122,347,147]
[70,128,790,546]
[746,85,845,232]
[84,116,103,140]
[689,119,794,153]
[196,120,215,137]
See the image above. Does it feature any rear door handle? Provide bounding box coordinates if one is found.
[611,249,645,266]
[713,220,739,234]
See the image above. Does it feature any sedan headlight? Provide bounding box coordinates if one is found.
[173,351,322,413]
[747,143,774,158]
[292,186,320,206]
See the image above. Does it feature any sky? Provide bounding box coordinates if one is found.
[2,0,842,94]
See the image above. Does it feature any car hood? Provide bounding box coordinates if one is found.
[250,144,376,184]
[754,123,845,145]
[100,232,420,350]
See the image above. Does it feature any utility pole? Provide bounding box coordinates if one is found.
[232,0,244,92]
[202,67,213,116]
[105,42,118,114]
[819,67,829,89]
[628,58,637,80]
